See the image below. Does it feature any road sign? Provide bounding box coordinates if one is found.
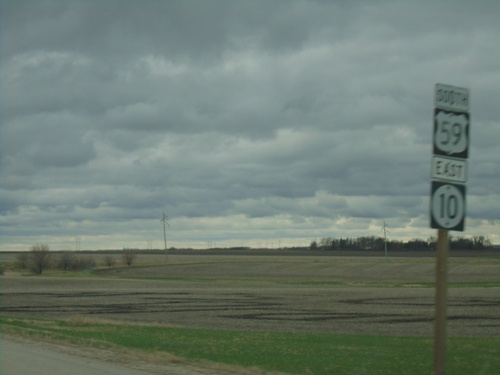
[431,181,465,231]
[430,83,470,232]
[431,156,468,183]
[435,83,469,112]
[433,109,469,159]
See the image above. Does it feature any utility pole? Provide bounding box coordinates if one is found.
[382,221,389,258]
[161,213,169,261]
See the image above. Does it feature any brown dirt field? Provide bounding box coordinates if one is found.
[1,254,499,337]
[98,253,499,283]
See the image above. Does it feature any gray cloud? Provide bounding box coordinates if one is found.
[1,0,499,250]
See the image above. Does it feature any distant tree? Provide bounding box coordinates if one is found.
[122,250,137,266]
[74,256,96,270]
[472,235,492,249]
[427,236,437,250]
[29,244,52,275]
[312,234,492,253]
[103,255,116,267]
[57,252,76,271]
[319,237,334,250]
[15,252,29,270]
[448,235,493,250]
[404,238,430,251]
[388,240,403,251]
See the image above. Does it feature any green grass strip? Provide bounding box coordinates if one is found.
[1,315,499,375]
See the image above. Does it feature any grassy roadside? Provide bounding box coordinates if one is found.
[2,315,499,375]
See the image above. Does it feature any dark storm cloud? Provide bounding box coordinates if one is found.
[1,0,499,250]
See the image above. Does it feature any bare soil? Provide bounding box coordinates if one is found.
[2,254,499,337]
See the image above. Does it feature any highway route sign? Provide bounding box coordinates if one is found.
[433,109,469,159]
[430,83,469,232]
[430,181,465,231]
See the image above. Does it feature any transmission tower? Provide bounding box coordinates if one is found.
[161,213,169,261]
[382,221,390,258]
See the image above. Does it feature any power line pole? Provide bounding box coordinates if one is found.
[382,221,389,258]
[161,213,169,261]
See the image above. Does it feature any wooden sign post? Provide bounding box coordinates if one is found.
[434,229,449,374]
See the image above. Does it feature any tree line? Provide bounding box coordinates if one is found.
[14,244,138,275]
[310,235,493,251]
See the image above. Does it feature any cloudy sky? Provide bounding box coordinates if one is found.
[1,0,499,251]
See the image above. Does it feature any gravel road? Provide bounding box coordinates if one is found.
[1,336,156,375]
[0,335,266,375]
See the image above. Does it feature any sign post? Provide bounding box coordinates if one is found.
[430,83,470,375]
[434,228,449,375]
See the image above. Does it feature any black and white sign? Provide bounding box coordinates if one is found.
[435,84,469,112]
[431,181,465,231]
[433,109,469,159]
[431,156,468,183]
[430,83,470,232]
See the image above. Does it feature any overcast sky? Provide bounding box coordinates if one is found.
[1,0,499,251]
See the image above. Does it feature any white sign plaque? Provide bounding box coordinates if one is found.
[435,83,469,112]
[431,156,468,183]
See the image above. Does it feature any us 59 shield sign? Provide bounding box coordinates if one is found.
[433,109,469,159]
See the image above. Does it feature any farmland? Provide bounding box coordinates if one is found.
[1,251,499,337]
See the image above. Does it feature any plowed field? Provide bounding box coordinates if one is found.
[2,254,499,337]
